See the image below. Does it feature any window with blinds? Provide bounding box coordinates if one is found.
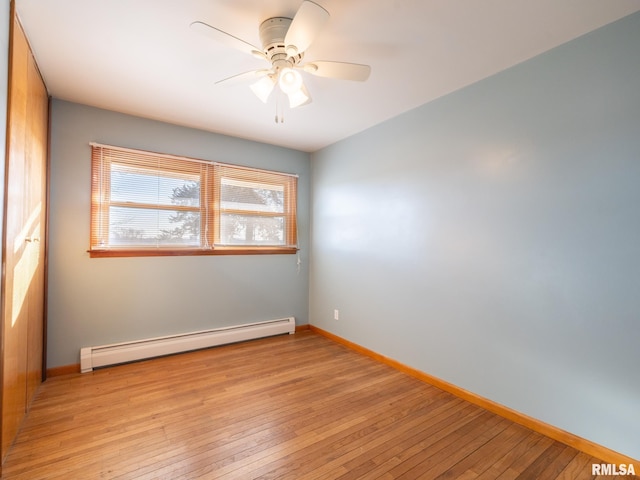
[90,143,297,257]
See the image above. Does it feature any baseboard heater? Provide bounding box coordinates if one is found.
[80,317,295,373]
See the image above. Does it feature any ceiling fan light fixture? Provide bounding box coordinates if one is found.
[249,75,276,103]
[192,1,371,115]
[287,83,311,108]
[278,67,303,95]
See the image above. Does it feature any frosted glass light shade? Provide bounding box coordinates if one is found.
[250,75,275,103]
[278,68,303,95]
[287,83,311,108]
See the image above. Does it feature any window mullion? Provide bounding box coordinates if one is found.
[213,164,221,246]
[203,164,215,249]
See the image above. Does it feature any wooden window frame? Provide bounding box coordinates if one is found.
[90,143,298,258]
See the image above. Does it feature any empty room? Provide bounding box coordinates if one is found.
[0,0,639,478]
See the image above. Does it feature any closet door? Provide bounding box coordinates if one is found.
[1,9,48,461]
[24,34,48,406]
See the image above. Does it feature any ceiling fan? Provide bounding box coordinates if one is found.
[191,1,371,109]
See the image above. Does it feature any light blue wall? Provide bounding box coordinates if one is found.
[47,100,310,368]
[310,13,640,459]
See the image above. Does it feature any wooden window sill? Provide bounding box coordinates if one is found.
[88,247,298,258]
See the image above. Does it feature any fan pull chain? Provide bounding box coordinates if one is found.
[275,95,285,124]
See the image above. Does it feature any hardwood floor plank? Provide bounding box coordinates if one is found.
[557,452,599,480]
[114,362,416,478]
[513,441,569,479]
[432,423,532,479]
[246,391,458,479]
[315,395,467,480]
[331,401,481,480]
[354,406,492,479]
[473,430,543,479]
[495,434,556,479]
[1,331,634,480]
[389,413,509,478]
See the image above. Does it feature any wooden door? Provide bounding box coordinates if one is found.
[24,33,48,405]
[1,8,48,461]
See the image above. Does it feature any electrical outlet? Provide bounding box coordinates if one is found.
[334,309,339,320]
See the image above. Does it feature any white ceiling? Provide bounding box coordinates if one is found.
[16,0,640,152]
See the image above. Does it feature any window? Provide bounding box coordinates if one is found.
[90,143,297,257]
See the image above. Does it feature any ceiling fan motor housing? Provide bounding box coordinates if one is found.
[259,17,303,71]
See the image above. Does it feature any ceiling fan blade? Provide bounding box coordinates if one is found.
[284,1,329,55]
[303,61,371,82]
[215,69,271,86]
[191,21,265,60]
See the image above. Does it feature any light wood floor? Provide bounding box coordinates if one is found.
[2,331,632,479]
